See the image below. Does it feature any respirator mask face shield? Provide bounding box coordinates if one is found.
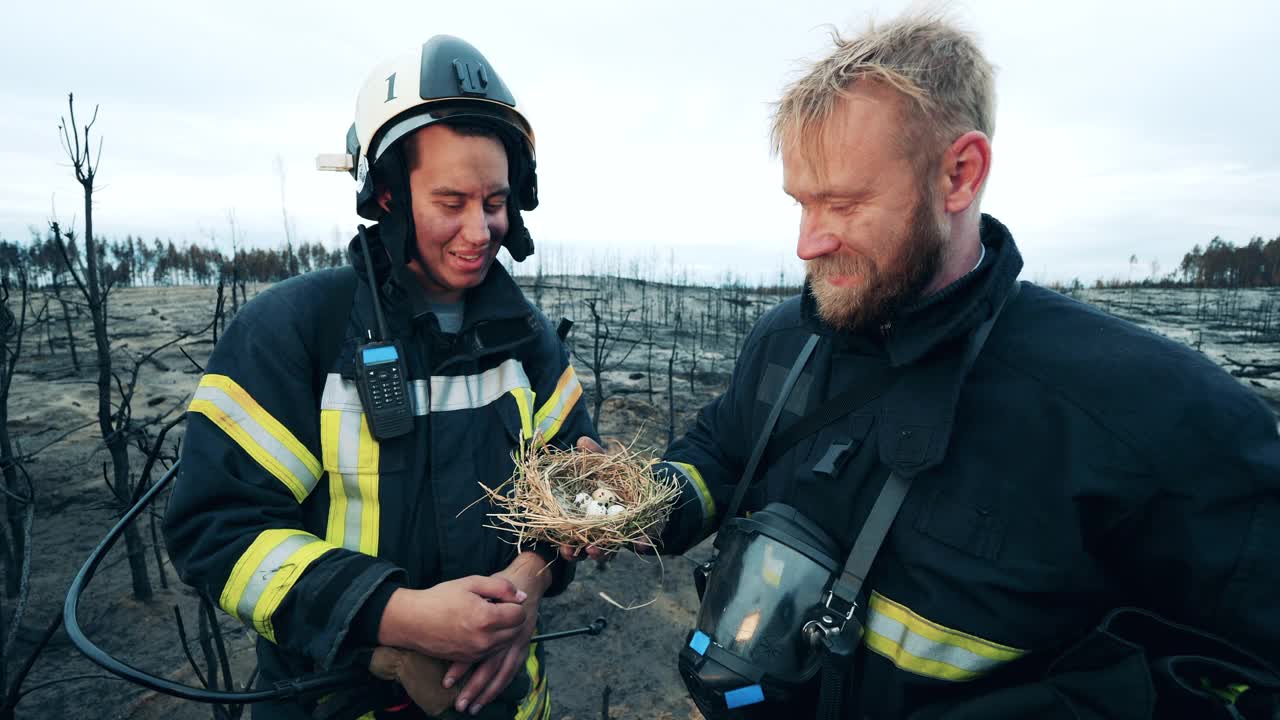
[679,503,844,718]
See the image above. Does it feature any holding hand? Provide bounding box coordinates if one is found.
[377,575,528,663]
[443,552,551,715]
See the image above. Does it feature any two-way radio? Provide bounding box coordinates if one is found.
[355,225,414,439]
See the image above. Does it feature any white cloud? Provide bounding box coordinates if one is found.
[3,0,1277,285]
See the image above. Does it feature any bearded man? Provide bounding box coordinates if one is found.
[630,12,1280,720]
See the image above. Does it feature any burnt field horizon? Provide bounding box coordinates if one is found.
[0,275,1277,720]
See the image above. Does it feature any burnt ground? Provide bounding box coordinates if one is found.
[1,280,1275,719]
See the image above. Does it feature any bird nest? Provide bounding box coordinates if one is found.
[480,440,681,552]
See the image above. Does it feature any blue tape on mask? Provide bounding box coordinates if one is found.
[688,631,711,656]
[725,684,765,708]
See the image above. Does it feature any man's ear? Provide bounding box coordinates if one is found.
[376,187,392,213]
[941,131,991,215]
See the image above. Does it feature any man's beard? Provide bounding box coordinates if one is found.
[805,187,946,332]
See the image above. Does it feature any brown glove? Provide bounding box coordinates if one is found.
[368,646,461,716]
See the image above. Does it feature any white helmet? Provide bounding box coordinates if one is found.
[320,36,538,261]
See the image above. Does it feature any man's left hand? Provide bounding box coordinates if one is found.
[443,552,550,715]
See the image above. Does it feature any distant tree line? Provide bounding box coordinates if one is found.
[0,230,346,288]
[4,230,1278,292]
[1177,236,1280,288]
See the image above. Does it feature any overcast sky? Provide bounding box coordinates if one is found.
[3,0,1277,285]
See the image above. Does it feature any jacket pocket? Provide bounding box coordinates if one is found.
[914,485,1005,562]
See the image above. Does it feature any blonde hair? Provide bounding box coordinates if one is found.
[771,13,996,171]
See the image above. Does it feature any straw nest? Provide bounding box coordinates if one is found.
[480,440,681,552]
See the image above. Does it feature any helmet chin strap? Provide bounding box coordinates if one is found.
[380,145,417,269]
[501,126,536,262]
[505,205,534,262]
[365,146,433,302]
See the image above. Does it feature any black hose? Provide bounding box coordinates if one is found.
[64,460,608,706]
[62,461,366,703]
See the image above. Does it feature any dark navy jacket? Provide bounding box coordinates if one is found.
[658,215,1280,718]
[165,238,596,719]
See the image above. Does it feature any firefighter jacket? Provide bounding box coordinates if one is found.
[164,242,597,720]
[656,215,1280,718]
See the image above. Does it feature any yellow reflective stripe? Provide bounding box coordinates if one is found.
[526,642,540,685]
[669,462,716,532]
[864,591,1026,681]
[320,378,382,557]
[252,539,333,642]
[1200,678,1249,705]
[219,529,335,643]
[356,414,380,556]
[533,365,583,445]
[189,374,322,502]
[516,675,548,720]
[321,411,341,470]
[322,411,348,548]
[515,644,546,720]
[510,387,535,442]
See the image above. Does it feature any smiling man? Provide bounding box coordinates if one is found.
[165,36,597,720]
[648,12,1280,720]
[394,124,513,304]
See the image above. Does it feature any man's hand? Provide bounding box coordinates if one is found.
[443,552,551,715]
[377,576,528,663]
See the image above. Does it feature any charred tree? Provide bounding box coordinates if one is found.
[50,278,79,372]
[54,94,152,601]
[666,311,681,449]
[1,275,32,599]
[572,297,642,423]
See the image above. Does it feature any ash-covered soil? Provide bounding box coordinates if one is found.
[2,279,1275,719]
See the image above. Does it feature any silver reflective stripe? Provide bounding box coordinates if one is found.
[411,380,430,417]
[320,374,363,412]
[534,369,582,438]
[194,385,320,496]
[325,361,532,417]
[337,410,365,549]
[865,603,1013,678]
[234,533,314,623]
[410,358,532,414]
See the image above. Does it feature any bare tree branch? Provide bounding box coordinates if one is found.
[172,605,211,690]
[50,223,88,300]
[12,419,96,462]
[1,502,36,662]
[179,344,206,373]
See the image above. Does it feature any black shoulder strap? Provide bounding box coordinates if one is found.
[314,268,363,393]
[827,281,1018,618]
[762,364,897,468]
[722,333,821,525]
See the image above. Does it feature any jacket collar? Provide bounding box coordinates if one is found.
[802,213,1024,366]
[350,224,532,327]
[348,225,539,366]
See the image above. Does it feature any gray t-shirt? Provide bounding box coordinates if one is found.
[430,301,465,335]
